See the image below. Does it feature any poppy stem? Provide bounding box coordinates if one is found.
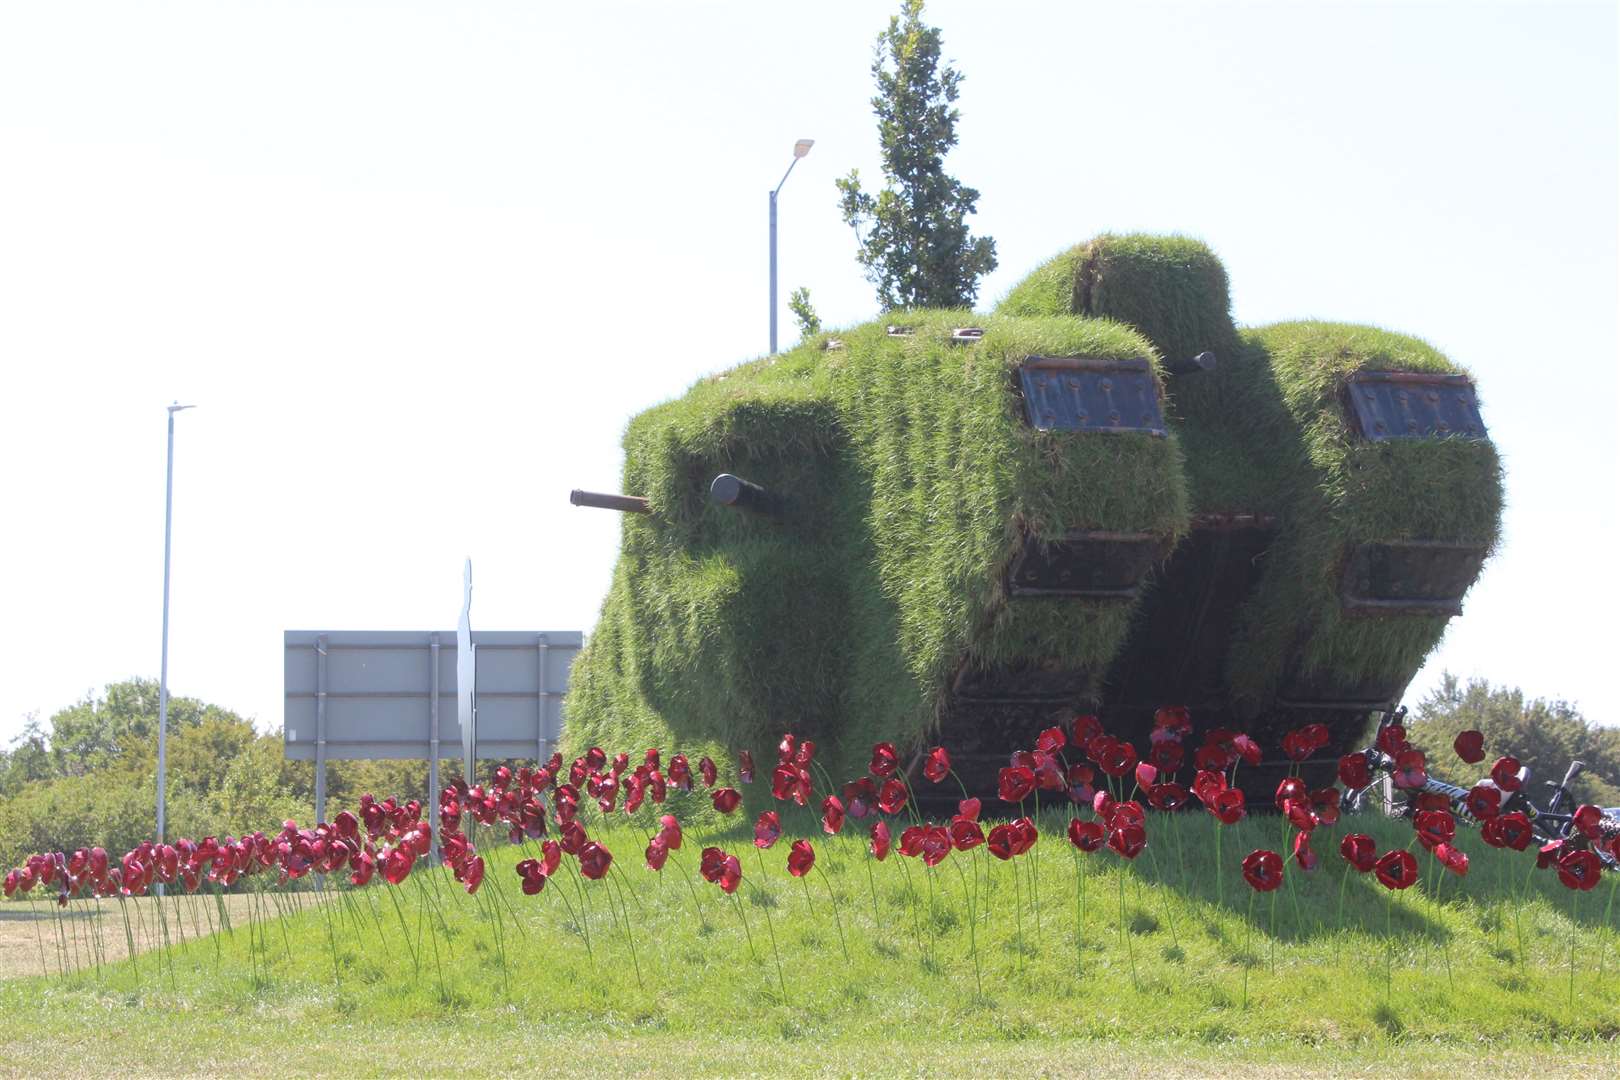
[818,865,850,963]
[864,850,880,926]
[1146,844,1178,948]
[1120,866,1137,991]
[748,878,786,1001]
[1214,818,1224,913]
[953,856,981,997]
[608,872,644,992]
[1267,886,1277,975]
[1334,860,1350,964]
[1014,853,1024,973]
[667,849,707,933]
[1071,849,1084,971]
[1243,887,1254,1009]
[1515,860,1535,966]
[1601,874,1617,983]
[1569,886,1579,1008]
[1384,888,1393,1007]
[728,890,758,963]
[28,897,47,978]
[384,883,420,975]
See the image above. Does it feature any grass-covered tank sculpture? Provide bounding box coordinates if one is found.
[564,234,1502,795]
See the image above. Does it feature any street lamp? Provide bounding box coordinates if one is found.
[769,137,815,354]
[156,402,194,870]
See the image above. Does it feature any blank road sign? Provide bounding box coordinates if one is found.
[283,630,582,762]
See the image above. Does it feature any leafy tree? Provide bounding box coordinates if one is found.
[1404,674,1620,807]
[788,286,821,339]
[836,0,997,311]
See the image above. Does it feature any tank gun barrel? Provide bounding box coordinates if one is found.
[570,490,651,514]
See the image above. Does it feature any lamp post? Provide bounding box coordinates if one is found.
[156,402,194,867]
[769,138,815,354]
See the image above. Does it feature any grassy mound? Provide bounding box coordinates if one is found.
[5,809,1619,1076]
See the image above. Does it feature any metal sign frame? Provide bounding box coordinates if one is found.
[284,629,581,824]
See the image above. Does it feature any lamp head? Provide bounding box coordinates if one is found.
[793,139,815,159]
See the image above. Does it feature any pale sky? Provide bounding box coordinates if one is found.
[2,1,1616,742]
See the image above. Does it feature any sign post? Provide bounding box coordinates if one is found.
[457,559,476,786]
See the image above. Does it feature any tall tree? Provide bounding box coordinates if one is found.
[837,0,997,311]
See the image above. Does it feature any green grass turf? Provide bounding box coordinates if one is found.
[5,806,1618,1077]
[565,310,1187,784]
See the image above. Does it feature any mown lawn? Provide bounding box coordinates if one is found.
[2,808,1617,1077]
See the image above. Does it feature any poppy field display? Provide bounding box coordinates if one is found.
[4,710,1620,1053]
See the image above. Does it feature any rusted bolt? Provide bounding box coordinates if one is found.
[1109,411,1121,424]
[1100,379,1113,392]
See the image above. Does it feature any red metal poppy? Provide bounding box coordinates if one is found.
[1231,733,1262,766]
[1096,740,1138,778]
[877,778,908,815]
[718,853,742,894]
[1281,729,1315,762]
[1310,787,1341,825]
[985,823,1016,860]
[1192,769,1226,805]
[1011,817,1038,854]
[1105,800,1144,830]
[949,816,984,851]
[1273,776,1307,811]
[669,755,693,791]
[461,855,485,895]
[1153,705,1192,737]
[1073,713,1103,748]
[794,740,817,767]
[1434,842,1468,877]
[754,810,781,849]
[1067,818,1105,853]
[560,819,588,855]
[870,742,899,779]
[516,858,547,895]
[1374,849,1418,890]
[1066,764,1096,805]
[1193,743,1234,772]
[1414,808,1456,850]
[923,746,951,783]
[998,766,1035,804]
[349,849,375,887]
[1490,756,1524,792]
[1107,821,1145,860]
[657,813,682,850]
[1147,741,1185,774]
[821,795,846,835]
[699,756,718,789]
[1033,753,1065,792]
[1392,748,1428,790]
[739,749,755,784]
[1147,782,1189,812]
[1452,729,1485,764]
[778,732,796,764]
[1376,723,1408,756]
[1340,833,1377,872]
[898,826,926,858]
[1482,811,1532,850]
[1465,784,1501,821]
[1292,830,1318,872]
[1282,798,1316,833]
[645,837,670,872]
[870,819,891,861]
[699,846,726,883]
[788,839,816,878]
[1035,726,1067,754]
[578,841,613,880]
[1092,789,1115,821]
[1134,761,1158,791]
[710,787,742,814]
[1242,848,1283,892]
[1573,804,1604,840]
[958,797,981,821]
[382,847,413,886]
[920,825,953,867]
[1209,788,1246,825]
[1557,848,1602,891]
[1538,839,1566,869]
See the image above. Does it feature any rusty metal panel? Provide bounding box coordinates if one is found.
[1006,529,1165,598]
[1344,371,1488,442]
[1018,356,1166,435]
[1339,539,1490,616]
